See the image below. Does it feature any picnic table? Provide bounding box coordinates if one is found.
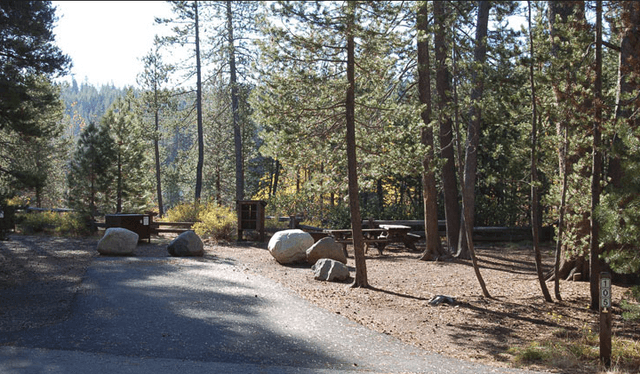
[325,228,387,257]
[325,224,420,256]
[378,224,420,251]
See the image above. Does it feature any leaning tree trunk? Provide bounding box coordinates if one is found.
[457,0,491,298]
[528,1,552,303]
[417,0,445,261]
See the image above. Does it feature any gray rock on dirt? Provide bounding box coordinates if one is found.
[97,227,138,256]
[268,229,313,264]
[306,237,346,265]
[167,230,204,257]
[312,258,350,282]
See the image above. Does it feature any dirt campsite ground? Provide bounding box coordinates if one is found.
[1,234,638,373]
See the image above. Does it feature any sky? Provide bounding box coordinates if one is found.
[52,1,175,88]
[51,2,528,89]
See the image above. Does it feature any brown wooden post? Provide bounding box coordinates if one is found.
[367,217,376,229]
[258,201,266,242]
[599,271,612,368]
[236,201,243,241]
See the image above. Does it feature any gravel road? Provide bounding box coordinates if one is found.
[1,250,543,373]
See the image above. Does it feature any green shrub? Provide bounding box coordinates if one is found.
[1,194,17,240]
[163,202,236,242]
[192,204,236,242]
[622,286,640,322]
[16,211,90,236]
[323,205,351,229]
[507,323,640,372]
[162,202,202,223]
[508,342,553,363]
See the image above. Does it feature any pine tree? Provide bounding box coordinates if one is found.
[68,122,115,220]
[417,1,445,261]
[138,39,174,216]
[597,2,640,278]
[254,1,413,286]
[433,1,461,254]
[156,1,206,202]
[0,0,70,137]
[101,91,153,214]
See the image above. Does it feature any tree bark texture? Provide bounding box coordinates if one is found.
[154,98,164,216]
[417,1,445,261]
[457,1,491,298]
[272,159,280,197]
[547,0,591,282]
[528,1,552,303]
[117,152,122,213]
[551,126,568,299]
[589,1,603,311]
[611,2,640,187]
[194,1,204,202]
[434,1,460,254]
[227,1,244,202]
[345,2,367,288]
[458,0,489,260]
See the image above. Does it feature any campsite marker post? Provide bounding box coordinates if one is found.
[599,272,612,368]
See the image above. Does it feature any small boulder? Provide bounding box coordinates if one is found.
[97,227,138,256]
[268,229,313,264]
[428,295,456,306]
[306,237,347,265]
[167,230,204,257]
[312,258,350,282]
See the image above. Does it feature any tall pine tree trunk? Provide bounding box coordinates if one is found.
[90,169,96,220]
[550,126,568,298]
[434,0,460,254]
[154,88,164,217]
[117,152,122,213]
[215,166,221,204]
[612,3,640,185]
[227,1,244,202]
[457,1,490,297]
[528,1,552,303]
[417,1,445,261]
[589,1,603,311]
[458,0,489,260]
[376,179,384,213]
[272,159,280,197]
[547,1,589,282]
[345,1,367,288]
[194,1,204,202]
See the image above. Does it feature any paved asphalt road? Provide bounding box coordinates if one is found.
[0,256,543,374]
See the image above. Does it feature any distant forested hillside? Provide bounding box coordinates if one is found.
[58,78,128,138]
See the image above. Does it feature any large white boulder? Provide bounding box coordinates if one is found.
[312,258,350,282]
[306,236,347,265]
[97,227,138,256]
[167,230,204,257]
[268,229,314,264]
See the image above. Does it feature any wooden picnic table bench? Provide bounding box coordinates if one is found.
[378,224,420,251]
[325,225,420,256]
[324,228,388,257]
